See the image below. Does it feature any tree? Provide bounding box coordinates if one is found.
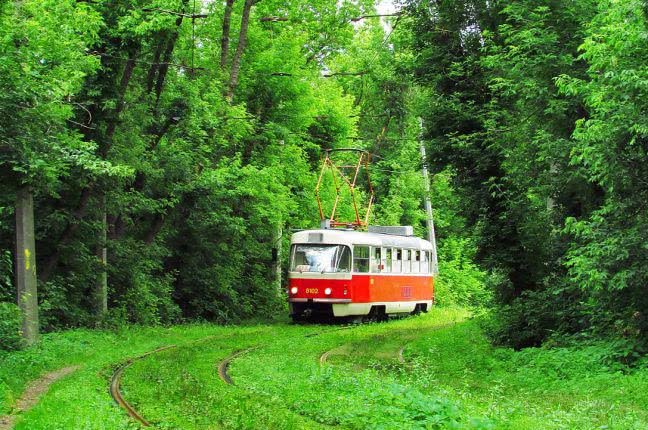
[0,0,101,341]
[559,0,648,350]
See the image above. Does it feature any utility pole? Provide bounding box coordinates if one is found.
[94,193,108,322]
[418,118,439,274]
[273,222,282,296]
[15,186,39,344]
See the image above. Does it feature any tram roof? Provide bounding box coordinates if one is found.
[291,229,434,251]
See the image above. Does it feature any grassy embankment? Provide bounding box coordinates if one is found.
[1,307,647,429]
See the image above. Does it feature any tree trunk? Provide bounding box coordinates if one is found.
[154,0,188,107]
[220,0,236,70]
[94,193,108,322]
[155,32,181,106]
[39,186,93,283]
[15,186,39,345]
[226,0,255,101]
[41,52,138,282]
[144,214,165,246]
[100,54,137,158]
[146,35,166,94]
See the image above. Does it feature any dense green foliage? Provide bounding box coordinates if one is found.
[0,302,21,351]
[397,0,648,352]
[2,1,648,428]
[1,0,647,360]
[0,0,482,337]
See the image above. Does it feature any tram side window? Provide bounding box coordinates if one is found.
[383,248,392,273]
[393,248,402,272]
[420,249,429,273]
[353,246,370,273]
[403,249,411,273]
[371,247,382,272]
[412,250,420,273]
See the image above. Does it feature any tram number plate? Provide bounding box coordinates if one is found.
[402,286,412,298]
[306,288,319,294]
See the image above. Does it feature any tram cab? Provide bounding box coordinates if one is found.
[288,227,435,321]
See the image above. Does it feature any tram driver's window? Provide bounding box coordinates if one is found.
[336,246,351,272]
[353,246,370,273]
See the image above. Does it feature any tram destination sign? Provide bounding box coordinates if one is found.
[367,225,414,237]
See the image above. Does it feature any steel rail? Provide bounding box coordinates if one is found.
[109,345,177,427]
[319,322,456,367]
[396,322,456,366]
[218,325,353,385]
[109,333,249,426]
[217,348,259,386]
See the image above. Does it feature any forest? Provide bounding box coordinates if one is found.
[0,0,647,428]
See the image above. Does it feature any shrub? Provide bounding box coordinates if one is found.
[435,237,491,308]
[0,302,22,351]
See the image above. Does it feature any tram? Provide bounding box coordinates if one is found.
[288,226,435,321]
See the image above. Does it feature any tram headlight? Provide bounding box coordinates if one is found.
[324,288,332,295]
[290,287,298,295]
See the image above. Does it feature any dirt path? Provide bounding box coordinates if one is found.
[0,365,80,430]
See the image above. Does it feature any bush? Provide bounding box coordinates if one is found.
[0,302,22,351]
[434,237,491,308]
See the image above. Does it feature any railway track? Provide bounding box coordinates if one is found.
[217,347,258,386]
[109,334,231,426]
[109,345,177,427]
[110,326,350,426]
[215,326,356,429]
[318,322,456,367]
[217,324,353,385]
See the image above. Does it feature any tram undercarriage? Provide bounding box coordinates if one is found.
[290,300,431,323]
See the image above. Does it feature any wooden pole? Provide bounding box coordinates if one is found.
[15,186,39,344]
[273,222,282,296]
[418,118,439,274]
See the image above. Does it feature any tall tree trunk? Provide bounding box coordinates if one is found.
[40,186,93,282]
[155,32,181,106]
[220,0,236,70]
[41,52,138,283]
[100,54,137,158]
[15,186,39,345]
[154,0,188,107]
[226,0,255,101]
[146,35,167,94]
[144,214,166,246]
[94,193,108,322]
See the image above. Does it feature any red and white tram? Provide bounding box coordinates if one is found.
[288,227,435,321]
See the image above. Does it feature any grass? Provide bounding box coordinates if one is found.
[1,308,647,429]
[402,321,648,429]
[0,324,257,429]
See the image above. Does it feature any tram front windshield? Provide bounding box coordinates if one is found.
[290,245,351,273]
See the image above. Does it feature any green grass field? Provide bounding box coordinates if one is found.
[1,308,647,429]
